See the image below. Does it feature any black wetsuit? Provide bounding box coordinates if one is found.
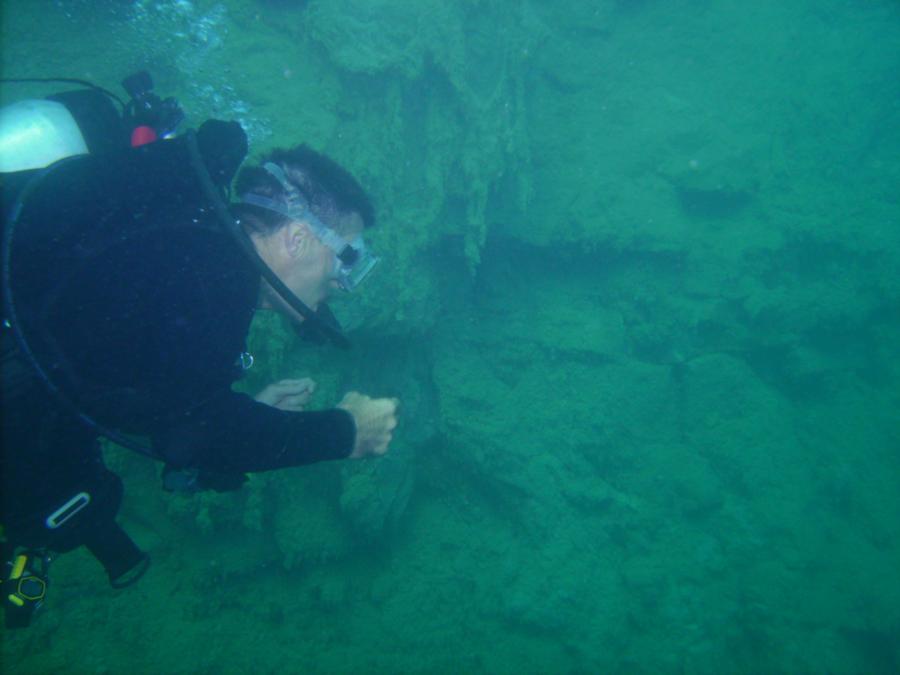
[1,121,354,584]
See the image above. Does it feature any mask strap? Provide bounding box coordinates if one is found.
[263,162,306,212]
[243,165,355,259]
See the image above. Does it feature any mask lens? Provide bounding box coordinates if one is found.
[337,245,360,267]
[342,250,379,290]
[324,233,377,291]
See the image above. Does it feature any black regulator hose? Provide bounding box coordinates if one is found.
[184,128,351,350]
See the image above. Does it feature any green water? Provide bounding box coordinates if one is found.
[2,0,898,673]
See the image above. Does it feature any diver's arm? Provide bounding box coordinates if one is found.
[152,389,355,473]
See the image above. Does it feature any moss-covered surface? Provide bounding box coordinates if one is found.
[2,0,899,672]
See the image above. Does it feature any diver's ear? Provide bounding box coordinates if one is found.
[283,221,314,258]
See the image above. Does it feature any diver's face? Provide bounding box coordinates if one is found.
[252,211,364,320]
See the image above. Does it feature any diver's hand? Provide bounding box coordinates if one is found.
[338,392,399,458]
[254,378,316,411]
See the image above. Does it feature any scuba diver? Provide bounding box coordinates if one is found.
[0,73,399,629]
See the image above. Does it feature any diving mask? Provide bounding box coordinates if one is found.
[241,162,378,291]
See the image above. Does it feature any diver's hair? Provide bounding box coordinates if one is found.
[232,144,375,237]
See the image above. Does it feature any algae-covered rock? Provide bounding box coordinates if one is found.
[682,352,792,458]
[271,465,352,569]
[679,352,811,534]
[339,448,414,540]
[433,304,679,504]
[307,0,454,78]
[660,147,761,219]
